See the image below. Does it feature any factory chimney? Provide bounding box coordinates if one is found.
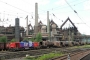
[15,18,20,42]
[34,3,38,34]
[47,11,50,33]
[47,11,51,40]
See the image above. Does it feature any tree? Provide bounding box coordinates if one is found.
[21,32,42,42]
[10,38,16,42]
[30,37,35,42]
[0,36,7,43]
[35,32,42,42]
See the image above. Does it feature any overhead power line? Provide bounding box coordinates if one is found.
[39,0,87,13]
[65,0,84,21]
[52,13,63,22]
[0,0,32,14]
[65,0,90,28]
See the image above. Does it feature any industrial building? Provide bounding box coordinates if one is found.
[0,3,89,43]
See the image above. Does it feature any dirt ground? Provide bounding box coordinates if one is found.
[6,57,25,60]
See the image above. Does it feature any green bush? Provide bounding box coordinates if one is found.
[30,37,35,42]
[29,32,42,42]
[35,32,42,42]
[0,36,7,43]
[22,32,42,42]
[10,38,16,42]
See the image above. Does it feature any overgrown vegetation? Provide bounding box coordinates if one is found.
[23,32,42,42]
[24,45,90,60]
[79,45,90,48]
[69,44,90,49]
[30,37,35,42]
[22,37,29,42]
[25,52,64,60]
[35,32,42,42]
[0,36,7,43]
[83,45,90,48]
[36,52,64,60]
[10,38,16,42]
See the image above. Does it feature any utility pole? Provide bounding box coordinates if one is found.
[49,20,51,41]
[5,27,7,43]
[72,30,74,41]
[47,11,49,33]
[69,24,71,45]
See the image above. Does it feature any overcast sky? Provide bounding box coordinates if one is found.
[0,0,90,35]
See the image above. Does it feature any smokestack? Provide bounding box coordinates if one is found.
[26,15,28,36]
[47,11,50,33]
[34,3,38,34]
[15,18,20,42]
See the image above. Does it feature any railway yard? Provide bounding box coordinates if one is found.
[0,45,88,60]
[51,48,90,60]
[0,2,90,60]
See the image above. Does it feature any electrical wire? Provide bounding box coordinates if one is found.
[0,12,25,18]
[0,0,87,18]
[51,13,63,22]
[39,0,87,13]
[65,0,81,20]
[65,0,90,29]
[0,0,88,16]
[0,0,89,29]
[0,0,32,14]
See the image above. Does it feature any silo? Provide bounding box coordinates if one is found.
[15,18,20,42]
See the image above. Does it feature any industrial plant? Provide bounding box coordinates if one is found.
[0,3,89,43]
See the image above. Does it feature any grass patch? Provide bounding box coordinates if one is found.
[25,52,64,60]
[69,45,90,49]
[81,45,90,48]
[24,45,90,60]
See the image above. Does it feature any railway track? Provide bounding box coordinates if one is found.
[80,53,90,60]
[0,48,66,59]
[0,47,89,60]
[51,49,90,60]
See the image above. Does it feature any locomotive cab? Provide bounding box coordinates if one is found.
[9,42,20,51]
